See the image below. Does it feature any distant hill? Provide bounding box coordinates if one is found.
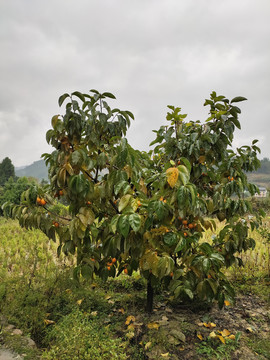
[15,160,48,181]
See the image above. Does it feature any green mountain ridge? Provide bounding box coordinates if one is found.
[15,159,48,181]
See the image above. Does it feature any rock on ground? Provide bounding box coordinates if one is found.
[0,348,23,360]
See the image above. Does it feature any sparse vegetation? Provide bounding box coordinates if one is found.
[0,217,269,359]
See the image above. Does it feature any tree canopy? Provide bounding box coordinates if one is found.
[0,157,15,186]
[3,90,263,312]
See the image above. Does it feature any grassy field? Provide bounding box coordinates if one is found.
[0,217,269,359]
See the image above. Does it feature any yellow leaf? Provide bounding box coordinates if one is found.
[224,300,230,306]
[105,295,111,300]
[220,329,230,337]
[210,322,216,328]
[197,334,203,340]
[203,322,210,327]
[145,341,152,350]
[128,324,135,330]
[147,322,160,329]
[126,331,135,339]
[228,334,235,340]
[198,156,206,164]
[118,308,125,314]
[166,167,179,188]
[125,315,136,325]
[161,353,170,357]
[139,178,147,195]
[77,299,84,305]
[209,331,216,338]
[246,326,253,333]
[197,322,204,326]
[44,319,55,325]
[90,311,98,317]
[217,335,226,344]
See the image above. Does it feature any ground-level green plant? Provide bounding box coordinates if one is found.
[196,338,241,360]
[41,309,128,360]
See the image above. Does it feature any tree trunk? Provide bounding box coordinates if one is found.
[146,279,154,313]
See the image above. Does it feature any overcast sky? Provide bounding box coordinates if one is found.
[0,0,269,167]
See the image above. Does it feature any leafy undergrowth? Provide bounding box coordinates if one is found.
[0,218,269,359]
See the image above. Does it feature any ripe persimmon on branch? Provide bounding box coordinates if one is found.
[3,89,264,312]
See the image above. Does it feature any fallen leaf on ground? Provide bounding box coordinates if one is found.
[77,299,84,305]
[44,319,55,325]
[125,315,136,325]
[145,341,152,350]
[147,322,160,329]
[220,329,230,337]
[197,334,203,340]
[209,331,216,338]
[126,331,135,339]
[224,300,230,306]
[217,335,225,344]
[161,353,170,357]
[118,308,125,314]
[228,334,235,340]
[203,322,216,328]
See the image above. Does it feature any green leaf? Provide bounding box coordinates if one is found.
[183,288,194,299]
[71,150,82,165]
[114,180,128,195]
[207,278,218,295]
[90,89,100,94]
[218,291,225,309]
[178,165,190,185]
[174,236,186,253]
[58,93,70,107]
[179,157,191,172]
[125,110,135,120]
[157,256,174,278]
[230,117,241,129]
[51,115,60,129]
[154,200,166,220]
[110,214,120,234]
[118,194,131,212]
[177,186,188,207]
[203,258,210,273]
[102,92,116,99]
[210,253,225,264]
[231,96,247,103]
[129,213,141,232]
[200,243,213,255]
[71,91,85,102]
[81,264,93,280]
[163,232,177,247]
[117,215,130,238]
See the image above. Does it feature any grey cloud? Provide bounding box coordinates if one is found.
[0,0,269,166]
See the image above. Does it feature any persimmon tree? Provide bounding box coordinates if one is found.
[4,89,263,312]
